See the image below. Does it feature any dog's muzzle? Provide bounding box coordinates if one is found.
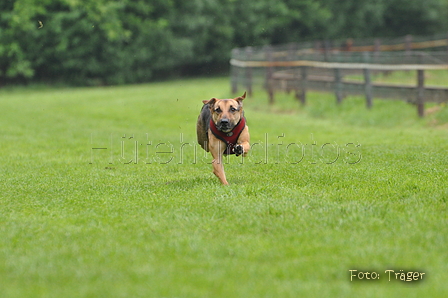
[217,119,233,132]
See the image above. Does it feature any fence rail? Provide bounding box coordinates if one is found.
[230,33,448,117]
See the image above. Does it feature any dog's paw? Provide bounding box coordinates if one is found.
[234,144,244,156]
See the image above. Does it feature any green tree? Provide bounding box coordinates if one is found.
[1,0,447,85]
[383,0,448,36]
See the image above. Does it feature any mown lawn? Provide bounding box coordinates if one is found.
[0,77,447,297]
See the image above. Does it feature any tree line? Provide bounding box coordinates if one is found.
[1,0,447,86]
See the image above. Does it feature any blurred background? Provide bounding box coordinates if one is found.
[1,0,448,86]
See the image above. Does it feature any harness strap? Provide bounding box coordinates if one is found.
[209,117,246,155]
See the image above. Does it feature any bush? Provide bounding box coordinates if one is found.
[1,0,447,86]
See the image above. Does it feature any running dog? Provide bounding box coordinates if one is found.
[196,92,250,185]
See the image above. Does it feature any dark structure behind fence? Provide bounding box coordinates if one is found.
[230,33,448,117]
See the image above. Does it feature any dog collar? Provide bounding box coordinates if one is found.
[209,117,246,155]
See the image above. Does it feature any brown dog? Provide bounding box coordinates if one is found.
[196,92,250,185]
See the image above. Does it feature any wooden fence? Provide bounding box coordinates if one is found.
[230,34,448,117]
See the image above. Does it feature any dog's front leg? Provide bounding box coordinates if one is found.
[212,155,228,185]
[209,139,228,185]
[235,141,250,157]
[235,126,250,157]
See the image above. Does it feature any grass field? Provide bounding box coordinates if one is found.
[1,77,447,297]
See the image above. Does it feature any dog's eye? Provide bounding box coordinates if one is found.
[215,107,222,113]
[230,107,237,112]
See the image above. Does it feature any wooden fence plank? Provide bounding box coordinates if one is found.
[229,59,448,70]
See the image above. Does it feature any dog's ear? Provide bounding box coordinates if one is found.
[203,98,217,107]
[236,92,246,102]
[235,92,246,108]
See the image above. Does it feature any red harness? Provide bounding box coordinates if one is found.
[209,117,246,155]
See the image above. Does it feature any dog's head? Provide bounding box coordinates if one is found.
[203,92,246,133]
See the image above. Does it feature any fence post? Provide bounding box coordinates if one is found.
[334,68,343,104]
[417,69,425,117]
[265,45,275,104]
[405,34,413,56]
[287,43,298,94]
[364,68,373,109]
[314,40,322,60]
[345,38,353,51]
[231,48,239,94]
[418,52,425,64]
[245,47,253,97]
[295,66,307,105]
[324,40,331,61]
[374,38,381,58]
[362,52,373,108]
[287,42,297,58]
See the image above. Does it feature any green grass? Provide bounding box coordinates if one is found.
[1,77,447,297]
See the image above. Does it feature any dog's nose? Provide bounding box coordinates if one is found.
[220,119,230,125]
